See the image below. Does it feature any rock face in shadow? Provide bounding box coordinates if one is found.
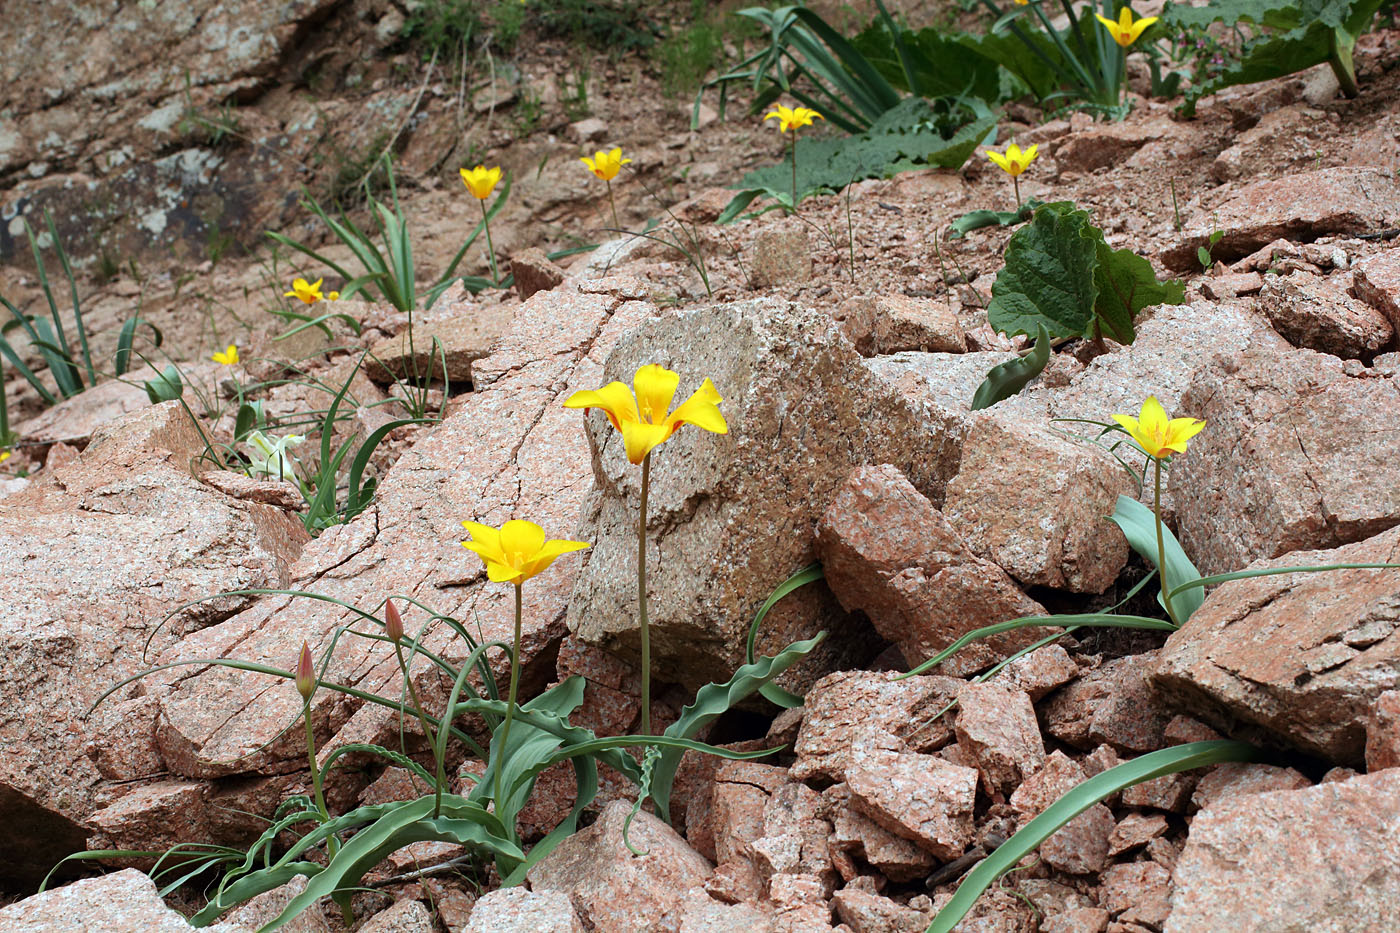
[0,402,308,887]
[567,299,974,690]
[1153,525,1400,766]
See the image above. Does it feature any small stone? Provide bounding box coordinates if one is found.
[752,226,812,288]
[1169,770,1400,931]
[1107,813,1169,856]
[944,416,1131,594]
[832,888,929,933]
[1120,772,1195,814]
[847,744,978,860]
[1098,861,1171,919]
[1353,248,1400,331]
[1162,715,1222,745]
[954,682,1045,795]
[528,800,713,933]
[822,783,935,883]
[1041,907,1109,933]
[871,295,966,354]
[1366,690,1400,772]
[1001,645,1080,701]
[464,888,585,933]
[358,899,435,933]
[1199,271,1263,300]
[816,464,1049,676]
[1258,271,1392,358]
[1009,752,1112,874]
[1042,653,1169,753]
[568,117,608,143]
[1190,763,1311,812]
[510,247,567,300]
[793,671,962,784]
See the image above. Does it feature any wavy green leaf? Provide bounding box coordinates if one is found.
[1108,494,1203,623]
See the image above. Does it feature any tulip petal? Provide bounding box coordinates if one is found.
[620,420,673,465]
[633,364,680,425]
[521,538,591,579]
[500,519,547,559]
[987,150,1012,173]
[667,379,728,435]
[461,521,506,562]
[563,382,639,431]
[486,562,524,584]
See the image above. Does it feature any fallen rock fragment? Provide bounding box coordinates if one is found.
[954,681,1046,796]
[944,416,1130,593]
[528,800,713,933]
[817,464,1049,676]
[1042,653,1170,754]
[464,888,585,933]
[1353,248,1400,330]
[1173,346,1400,575]
[1167,770,1400,931]
[1009,751,1113,875]
[1163,168,1400,269]
[1154,525,1400,764]
[1366,689,1400,772]
[1258,270,1392,358]
[510,247,568,299]
[0,868,197,932]
[846,735,978,861]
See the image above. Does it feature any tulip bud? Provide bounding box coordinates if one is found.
[384,599,403,644]
[295,641,316,701]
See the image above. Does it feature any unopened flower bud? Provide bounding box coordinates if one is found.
[295,641,316,700]
[384,599,403,644]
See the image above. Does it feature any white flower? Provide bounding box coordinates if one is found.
[245,430,304,483]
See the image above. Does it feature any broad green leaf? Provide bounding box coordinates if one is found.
[987,204,1101,340]
[925,741,1268,933]
[646,633,826,822]
[970,324,1051,410]
[720,102,997,221]
[1108,494,1204,623]
[143,364,184,403]
[1093,241,1186,345]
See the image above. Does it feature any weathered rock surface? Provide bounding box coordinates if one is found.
[792,671,961,784]
[0,868,198,933]
[1352,248,1400,330]
[846,732,978,861]
[152,283,654,782]
[569,300,971,689]
[0,402,308,885]
[15,377,152,447]
[528,799,713,933]
[835,295,966,355]
[1366,689,1400,772]
[365,303,514,384]
[1009,751,1113,875]
[1154,525,1400,765]
[817,464,1048,675]
[751,227,812,288]
[1163,168,1400,269]
[1259,270,1393,358]
[510,247,568,300]
[464,888,585,933]
[954,682,1045,796]
[1172,346,1400,576]
[1167,770,1400,932]
[944,416,1130,593]
[1043,653,1169,754]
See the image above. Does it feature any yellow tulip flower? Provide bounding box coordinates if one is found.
[580,147,633,182]
[460,164,503,200]
[284,278,328,305]
[1112,396,1205,460]
[763,104,824,134]
[211,344,240,366]
[986,143,1039,177]
[1095,7,1159,48]
[460,519,590,585]
[564,363,728,465]
[0,450,10,466]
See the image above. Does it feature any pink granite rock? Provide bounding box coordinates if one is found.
[954,681,1046,795]
[816,464,1049,676]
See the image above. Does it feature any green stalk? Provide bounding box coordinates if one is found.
[1012,173,1022,209]
[493,583,524,811]
[0,351,11,448]
[1154,457,1182,628]
[607,179,621,232]
[302,701,338,863]
[639,453,652,736]
[789,133,798,215]
[1328,29,1360,98]
[394,643,446,794]
[479,200,501,286]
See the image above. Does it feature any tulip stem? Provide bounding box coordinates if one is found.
[1153,458,1182,628]
[789,134,799,215]
[638,453,652,736]
[302,699,338,864]
[493,582,524,817]
[479,200,500,286]
[607,179,621,232]
[393,643,445,797]
[1012,174,1022,209]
